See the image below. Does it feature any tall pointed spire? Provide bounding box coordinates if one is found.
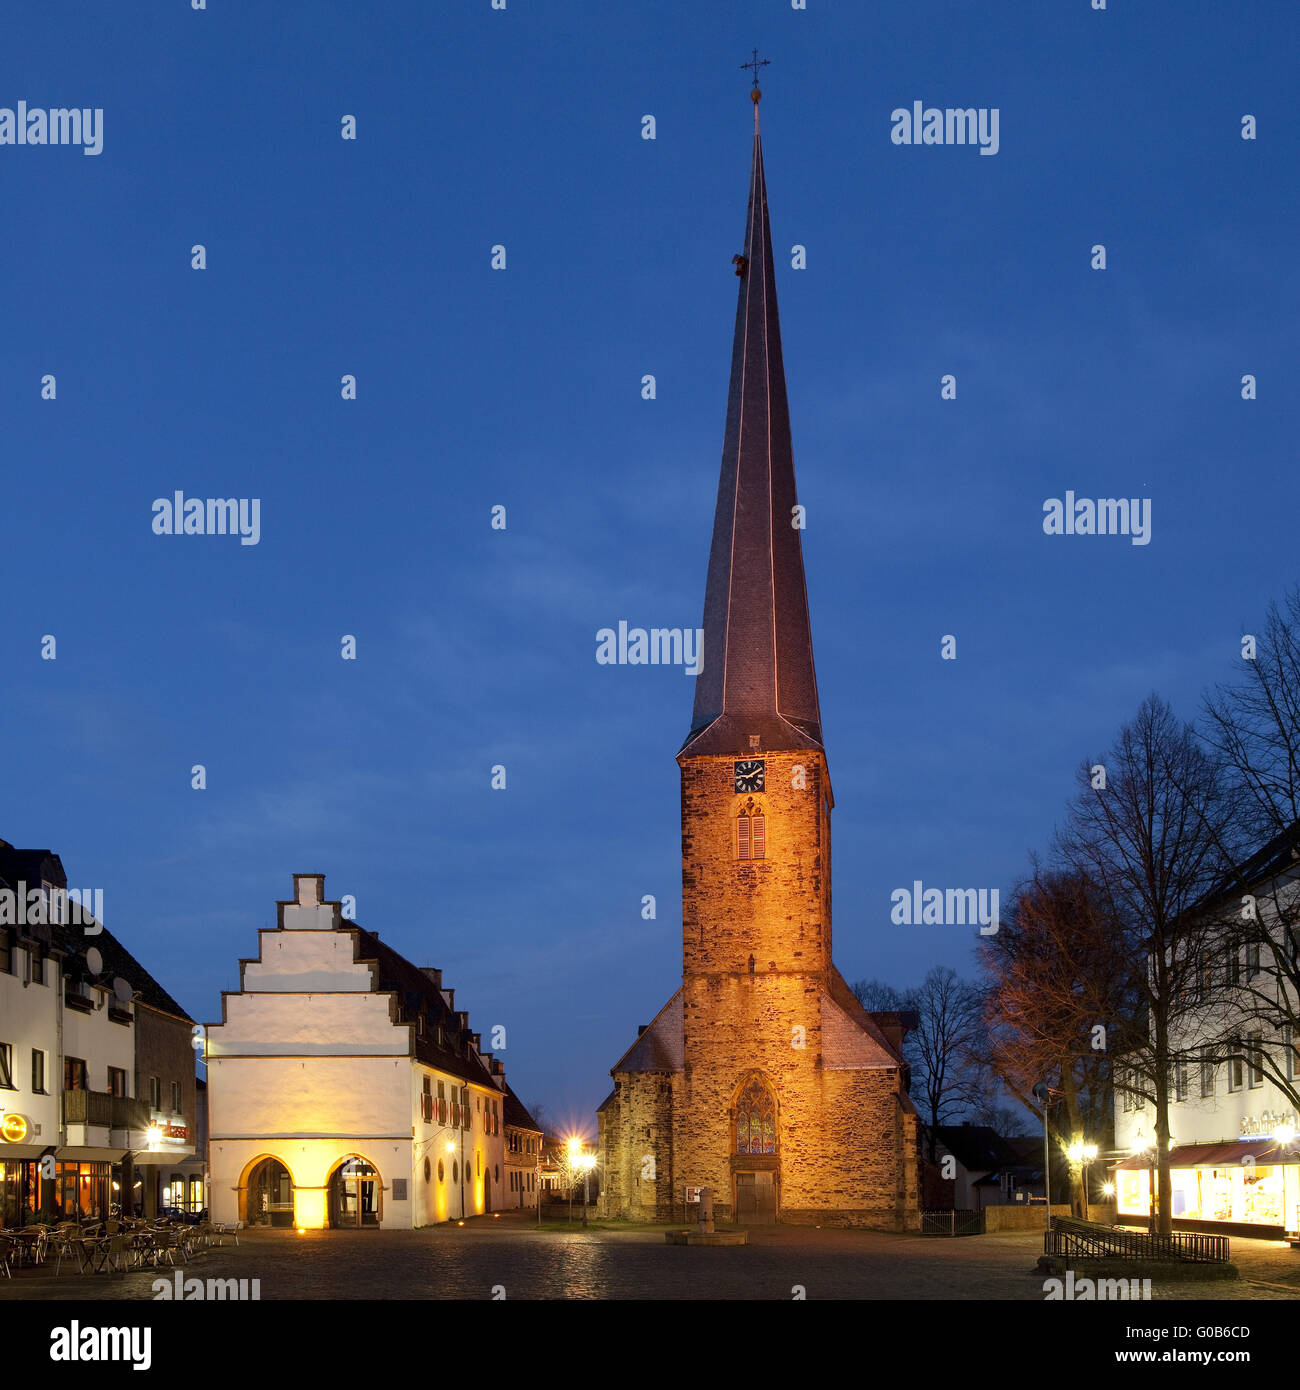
[681,82,823,758]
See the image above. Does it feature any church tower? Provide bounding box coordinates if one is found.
[598,78,921,1229]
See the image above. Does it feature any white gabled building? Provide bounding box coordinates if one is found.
[206,874,509,1230]
[0,839,199,1226]
[1113,827,1300,1237]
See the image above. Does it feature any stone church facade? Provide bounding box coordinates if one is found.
[597,90,922,1229]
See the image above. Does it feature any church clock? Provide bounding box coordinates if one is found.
[733,759,765,794]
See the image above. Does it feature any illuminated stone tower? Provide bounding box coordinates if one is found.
[598,79,921,1228]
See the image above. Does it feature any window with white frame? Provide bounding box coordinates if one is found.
[1199,1046,1216,1098]
[1247,1032,1264,1088]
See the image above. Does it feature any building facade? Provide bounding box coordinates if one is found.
[206,873,509,1229]
[502,1085,543,1209]
[597,92,922,1229]
[1113,828,1300,1237]
[0,839,198,1226]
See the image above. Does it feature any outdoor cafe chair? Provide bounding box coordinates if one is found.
[10,1229,47,1268]
[149,1229,186,1267]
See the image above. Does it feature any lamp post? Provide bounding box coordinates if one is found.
[580,1152,596,1228]
[1032,1082,1054,1232]
[566,1137,580,1224]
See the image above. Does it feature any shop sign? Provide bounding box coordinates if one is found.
[0,1112,31,1143]
[1239,1108,1298,1137]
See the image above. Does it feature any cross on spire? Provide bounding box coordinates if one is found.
[741,48,769,91]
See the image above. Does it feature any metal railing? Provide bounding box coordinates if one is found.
[1046,1215,1229,1263]
[921,1209,982,1237]
[62,1089,151,1131]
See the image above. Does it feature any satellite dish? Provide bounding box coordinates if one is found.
[113,977,134,1005]
[85,947,103,976]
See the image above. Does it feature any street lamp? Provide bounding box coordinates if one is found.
[579,1152,597,1228]
[1032,1082,1055,1232]
[566,1137,581,1224]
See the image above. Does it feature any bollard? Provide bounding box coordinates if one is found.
[699,1187,715,1235]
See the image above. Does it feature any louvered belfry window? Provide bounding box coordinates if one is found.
[737,806,766,861]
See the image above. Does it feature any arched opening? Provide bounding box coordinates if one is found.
[327,1155,381,1229]
[731,1072,779,1225]
[243,1157,295,1228]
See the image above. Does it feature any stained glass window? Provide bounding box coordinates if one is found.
[734,1076,776,1155]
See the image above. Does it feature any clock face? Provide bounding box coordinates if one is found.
[734,759,765,794]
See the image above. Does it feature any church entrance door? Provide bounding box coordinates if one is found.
[735,1171,777,1224]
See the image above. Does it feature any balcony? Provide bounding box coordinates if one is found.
[63,1089,151,1131]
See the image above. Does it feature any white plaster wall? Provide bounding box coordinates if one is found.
[0,948,61,1142]
[281,903,337,932]
[208,992,405,1055]
[61,990,135,1090]
[1117,1074,1299,1151]
[244,931,373,992]
[207,1055,409,1138]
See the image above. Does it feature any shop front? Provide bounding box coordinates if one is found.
[1115,1139,1299,1237]
[0,1153,47,1227]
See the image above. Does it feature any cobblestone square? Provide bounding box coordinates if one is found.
[5,1214,1300,1302]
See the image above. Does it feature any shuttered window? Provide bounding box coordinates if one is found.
[736,810,766,861]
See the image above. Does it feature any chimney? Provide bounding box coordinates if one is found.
[293,874,324,907]
[420,967,442,988]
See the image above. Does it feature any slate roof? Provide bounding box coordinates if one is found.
[1194,819,1300,919]
[932,1124,1019,1173]
[608,974,911,1079]
[610,990,684,1073]
[503,1084,543,1133]
[0,839,191,1022]
[681,102,823,759]
[352,925,501,1090]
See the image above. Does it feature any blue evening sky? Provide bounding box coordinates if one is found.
[3,2,1297,1130]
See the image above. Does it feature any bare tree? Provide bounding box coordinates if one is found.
[850,977,907,1012]
[978,867,1134,1215]
[908,966,986,1161]
[1057,694,1232,1234]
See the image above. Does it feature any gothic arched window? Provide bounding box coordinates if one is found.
[734,1075,776,1155]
